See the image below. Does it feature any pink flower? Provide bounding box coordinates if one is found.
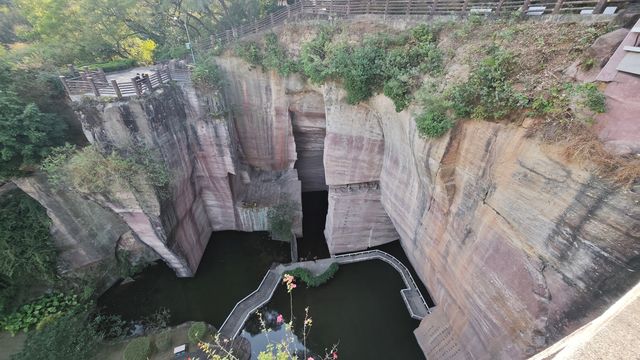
[290,283,297,289]
[276,314,283,324]
[332,351,338,359]
[307,357,314,360]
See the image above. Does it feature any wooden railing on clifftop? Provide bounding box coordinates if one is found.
[59,67,178,99]
[200,0,631,49]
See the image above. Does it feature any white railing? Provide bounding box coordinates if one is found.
[334,249,430,313]
[219,269,282,339]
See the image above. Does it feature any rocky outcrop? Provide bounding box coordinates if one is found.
[327,91,640,359]
[73,80,302,276]
[11,175,150,286]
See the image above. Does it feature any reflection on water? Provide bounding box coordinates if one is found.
[98,231,290,327]
[244,258,425,359]
[241,309,308,359]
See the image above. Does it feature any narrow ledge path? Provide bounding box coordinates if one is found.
[218,249,430,339]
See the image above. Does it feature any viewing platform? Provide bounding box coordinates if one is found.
[58,65,190,100]
[218,249,430,339]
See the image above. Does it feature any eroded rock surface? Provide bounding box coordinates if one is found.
[75,83,301,276]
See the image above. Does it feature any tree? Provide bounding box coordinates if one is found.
[0,88,66,180]
[0,189,56,314]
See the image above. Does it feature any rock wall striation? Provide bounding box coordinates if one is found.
[330,91,640,359]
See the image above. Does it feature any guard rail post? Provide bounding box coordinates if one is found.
[87,76,100,96]
[59,76,71,96]
[111,80,122,99]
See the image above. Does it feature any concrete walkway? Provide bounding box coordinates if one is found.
[218,249,430,339]
[595,18,640,155]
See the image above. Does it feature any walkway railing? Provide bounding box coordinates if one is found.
[59,67,176,99]
[334,249,430,318]
[217,248,431,340]
[201,0,631,49]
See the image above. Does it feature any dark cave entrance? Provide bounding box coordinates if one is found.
[296,191,330,260]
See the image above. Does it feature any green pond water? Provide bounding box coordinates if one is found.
[98,192,427,359]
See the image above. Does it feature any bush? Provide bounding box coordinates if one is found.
[267,201,297,241]
[124,336,152,360]
[42,144,170,195]
[383,77,412,112]
[286,263,339,288]
[87,59,137,73]
[191,57,222,89]
[300,26,334,84]
[416,109,454,138]
[188,322,208,344]
[155,330,172,351]
[11,309,102,360]
[0,85,67,179]
[449,46,523,120]
[1,293,80,335]
[262,33,300,76]
[234,41,263,66]
[300,25,442,110]
[0,189,57,315]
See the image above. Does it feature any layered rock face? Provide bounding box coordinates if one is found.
[214,58,640,357]
[75,82,301,276]
[11,175,144,284]
[326,91,640,359]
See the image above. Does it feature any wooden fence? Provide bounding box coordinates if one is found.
[59,68,177,99]
[201,0,631,49]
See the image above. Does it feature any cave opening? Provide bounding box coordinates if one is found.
[296,190,330,260]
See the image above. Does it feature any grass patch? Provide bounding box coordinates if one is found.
[123,336,152,360]
[188,322,208,344]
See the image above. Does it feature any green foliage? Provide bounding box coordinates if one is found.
[575,83,606,113]
[267,201,297,241]
[188,322,208,344]
[0,84,67,179]
[234,41,263,67]
[233,34,299,76]
[0,190,57,314]
[449,46,523,120]
[12,308,102,360]
[124,336,152,360]
[1,293,80,335]
[87,59,137,73]
[42,144,170,195]
[192,57,223,89]
[414,84,454,138]
[154,44,190,62]
[383,77,412,112]
[262,33,300,76]
[92,312,129,339]
[329,43,387,105]
[286,263,339,288]
[415,108,454,138]
[300,25,442,111]
[299,26,335,84]
[155,329,172,351]
[529,82,606,123]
